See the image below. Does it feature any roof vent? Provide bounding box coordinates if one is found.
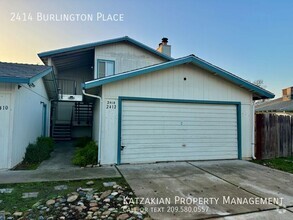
[157,37,171,57]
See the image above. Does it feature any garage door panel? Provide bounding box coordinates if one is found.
[121,100,238,163]
[122,129,237,136]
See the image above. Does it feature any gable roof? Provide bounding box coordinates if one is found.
[0,62,53,84]
[38,36,173,61]
[83,55,274,100]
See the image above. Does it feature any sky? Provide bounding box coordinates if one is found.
[0,0,293,97]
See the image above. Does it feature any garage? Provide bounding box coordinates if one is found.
[119,98,240,163]
[0,93,11,169]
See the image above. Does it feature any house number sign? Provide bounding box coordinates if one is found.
[0,105,9,111]
[106,100,116,109]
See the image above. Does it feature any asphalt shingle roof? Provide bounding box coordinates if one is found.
[0,62,50,80]
[255,97,293,112]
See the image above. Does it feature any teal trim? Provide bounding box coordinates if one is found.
[28,67,53,84]
[117,96,242,164]
[237,104,242,159]
[96,59,115,78]
[84,55,274,99]
[117,97,123,164]
[42,104,47,137]
[38,36,173,61]
[0,77,29,83]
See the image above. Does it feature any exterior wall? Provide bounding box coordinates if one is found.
[10,79,50,168]
[94,42,166,78]
[100,64,253,164]
[92,99,100,142]
[0,83,14,170]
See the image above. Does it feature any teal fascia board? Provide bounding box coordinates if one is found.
[117,96,242,164]
[0,77,29,83]
[38,36,173,61]
[28,67,53,84]
[0,67,53,84]
[84,55,274,99]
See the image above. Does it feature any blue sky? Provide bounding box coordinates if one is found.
[0,0,292,97]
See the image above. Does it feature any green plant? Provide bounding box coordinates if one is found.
[37,136,54,151]
[74,136,92,148]
[72,141,98,166]
[23,137,54,164]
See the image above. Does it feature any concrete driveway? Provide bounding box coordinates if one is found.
[118,160,293,220]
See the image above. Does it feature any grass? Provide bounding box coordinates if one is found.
[13,162,40,170]
[252,157,293,174]
[0,177,126,213]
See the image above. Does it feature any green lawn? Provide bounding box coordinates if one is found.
[0,177,126,213]
[252,157,293,173]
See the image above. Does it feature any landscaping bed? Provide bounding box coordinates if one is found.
[252,157,293,174]
[0,178,150,219]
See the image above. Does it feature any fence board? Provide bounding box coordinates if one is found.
[255,113,293,159]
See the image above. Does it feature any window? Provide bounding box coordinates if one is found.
[97,60,115,78]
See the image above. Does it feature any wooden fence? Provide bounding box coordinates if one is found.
[255,113,293,159]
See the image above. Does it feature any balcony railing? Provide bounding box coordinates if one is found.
[58,79,77,99]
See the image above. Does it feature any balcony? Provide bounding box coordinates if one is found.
[58,79,82,102]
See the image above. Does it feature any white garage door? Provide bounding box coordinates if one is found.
[120,100,238,163]
[0,93,11,169]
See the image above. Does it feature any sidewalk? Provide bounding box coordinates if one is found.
[0,141,120,184]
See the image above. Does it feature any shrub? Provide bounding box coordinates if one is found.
[72,141,98,166]
[74,136,92,148]
[23,137,54,164]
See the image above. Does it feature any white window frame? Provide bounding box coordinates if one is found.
[96,59,115,78]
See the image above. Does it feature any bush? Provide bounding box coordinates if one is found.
[23,137,54,164]
[72,141,98,166]
[74,136,92,148]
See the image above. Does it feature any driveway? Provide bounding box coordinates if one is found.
[118,160,293,220]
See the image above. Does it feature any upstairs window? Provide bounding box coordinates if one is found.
[97,59,115,78]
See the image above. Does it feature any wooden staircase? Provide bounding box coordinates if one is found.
[52,123,71,141]
[73,102,93,126]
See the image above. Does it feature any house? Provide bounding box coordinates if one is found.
[0,62,57,169]
[256,86,293,114]
[38,36,274,165]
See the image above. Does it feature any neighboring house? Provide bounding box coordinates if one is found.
[37,36,274,165]
[0,62,57,169]
[256,86,293,114]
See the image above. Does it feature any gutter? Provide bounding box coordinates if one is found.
[82,89,102,165]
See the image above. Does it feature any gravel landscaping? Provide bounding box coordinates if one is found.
[0,179,151,220]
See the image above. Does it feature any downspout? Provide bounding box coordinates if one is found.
[82,89,102,165]
[251,101,256,159]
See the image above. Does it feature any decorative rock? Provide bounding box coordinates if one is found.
[86,165,93,168]
[22,192,39,198]
[86,181,94,185]
[100,190,112,199]
[67,195,78,203]
[90,207,99,212]
[103,182,116,187]
[117,213,129,220]
[102,210,111,216]
[111,192,119,196]
[90,202,97,207]
[121,205,128,210]
[104,198,110,203]
[46,199,55,206]
[54,185,68,190]
[13,211,23,217]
